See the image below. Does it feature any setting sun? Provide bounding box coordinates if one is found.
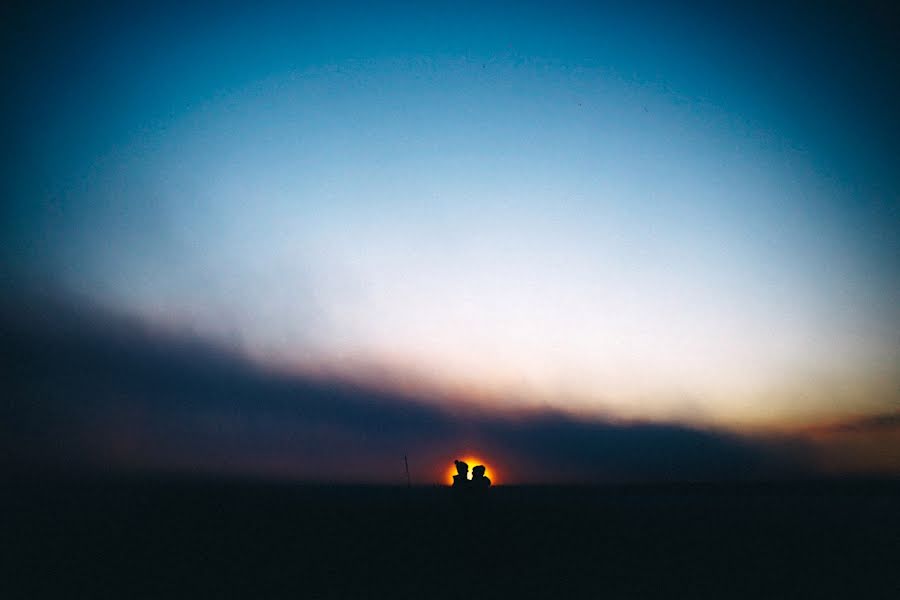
[446,456,496,485]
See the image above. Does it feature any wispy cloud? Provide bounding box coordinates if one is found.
[807,412,900,435]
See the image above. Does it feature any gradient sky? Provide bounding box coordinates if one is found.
[2,1,898,480]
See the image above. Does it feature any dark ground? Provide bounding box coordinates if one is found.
[2,477,898,598]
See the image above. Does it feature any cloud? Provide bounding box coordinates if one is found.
[2,290,814,483]
[798,411,900,475]
[808,412,900,435]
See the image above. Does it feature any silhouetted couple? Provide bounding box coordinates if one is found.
[452,460,491,490]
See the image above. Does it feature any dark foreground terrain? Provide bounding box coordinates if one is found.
[2,478,898,598]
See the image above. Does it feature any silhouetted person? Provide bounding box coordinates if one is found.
[452,460,470,488]
[471,465,491,489]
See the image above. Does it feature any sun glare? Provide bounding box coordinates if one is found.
[446,456,495,485]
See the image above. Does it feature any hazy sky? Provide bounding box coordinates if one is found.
[4,1,898,439]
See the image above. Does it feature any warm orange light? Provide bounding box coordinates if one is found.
[445,456,496,485]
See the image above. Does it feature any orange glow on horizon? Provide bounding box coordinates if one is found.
[445,456,496,485]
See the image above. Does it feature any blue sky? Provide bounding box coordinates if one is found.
[3,2,898,439]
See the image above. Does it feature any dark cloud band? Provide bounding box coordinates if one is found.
[2,292,812,482]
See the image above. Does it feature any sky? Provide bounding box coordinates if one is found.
[2,1,898,482]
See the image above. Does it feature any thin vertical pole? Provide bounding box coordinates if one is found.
[404,454,411,488]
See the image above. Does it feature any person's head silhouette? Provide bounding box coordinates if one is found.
[452,460,470,488]
[471,465,491,488]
